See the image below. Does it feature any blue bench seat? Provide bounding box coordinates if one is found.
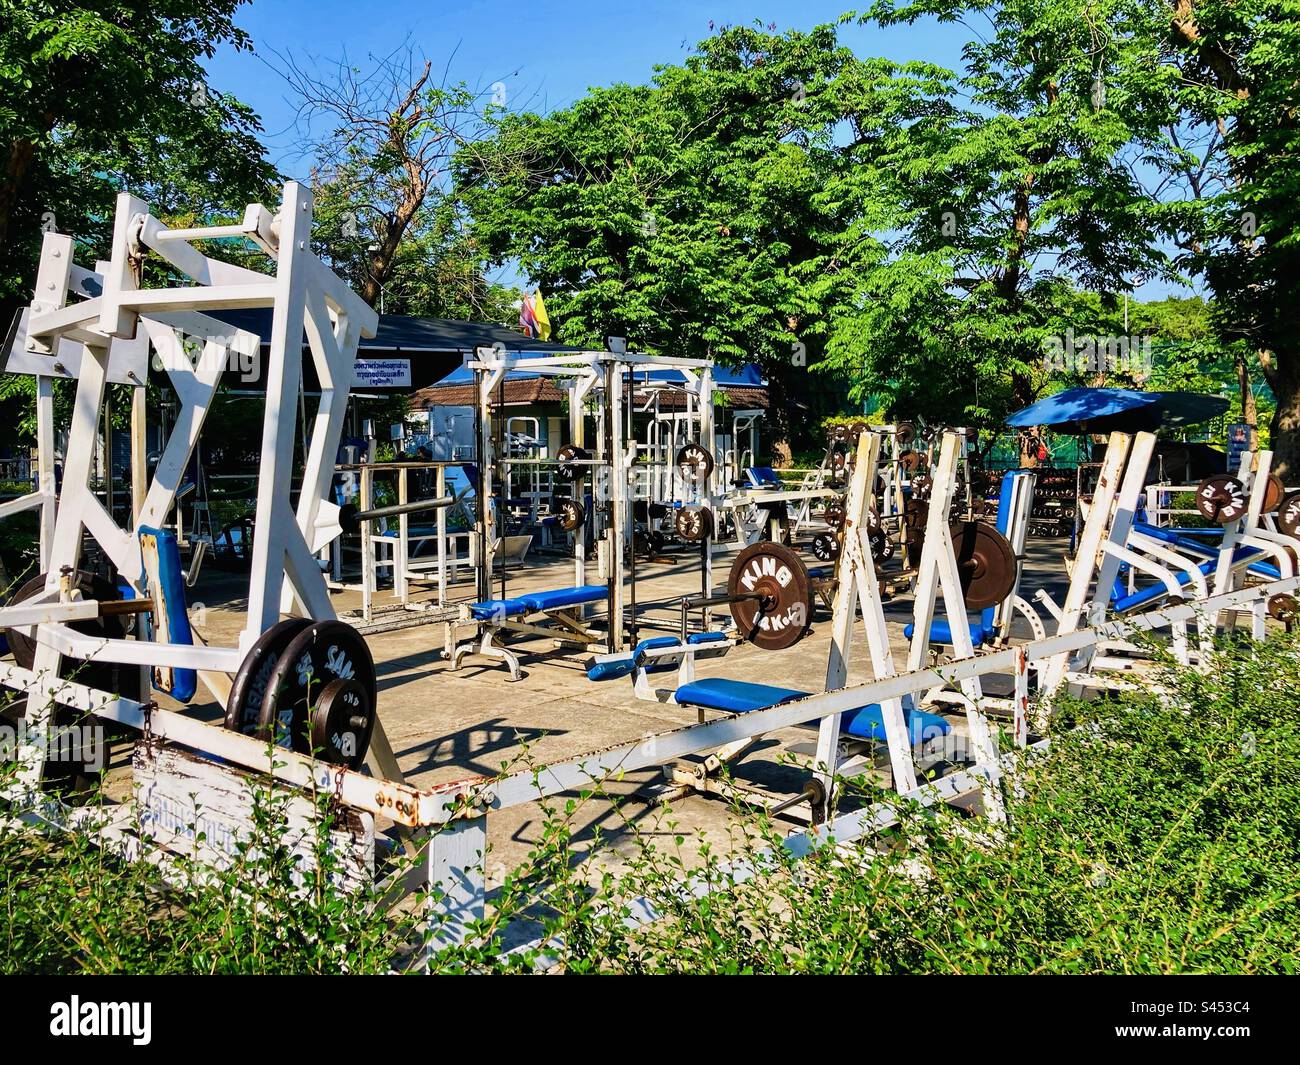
[672,677,951,744]
[468,584,607,621]
[586,631,728,682]
[904,619,988,647]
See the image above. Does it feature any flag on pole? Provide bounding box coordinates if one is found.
[519,294,539,338]
[532,289,552,341]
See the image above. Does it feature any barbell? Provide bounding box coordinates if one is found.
[339,495,454,534]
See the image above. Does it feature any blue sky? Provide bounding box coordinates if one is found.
[205,1,1185,300]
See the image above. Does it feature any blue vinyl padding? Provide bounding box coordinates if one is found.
[904,619,988,647]
[673,678,952,744]
[842,703,952,745]
[674,677,807,714]
[1112,559,1214,612]
[518,584,607,611]
[586,631,733,682]
[469,597,532,620]
[746,467,782,488]
[138,525,197,703]
[587,636,682,681]
[1133,522,1281,579]
[470,584,607,621]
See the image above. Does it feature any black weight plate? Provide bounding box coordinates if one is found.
[558,498,585,531]
[1196,475,1248,524]
[309,678,375,770]
[0,695,94,789]
[260,621,377,755]
[1280,491,1300,538]
[676,442,715,484]
[4,570,138,710]
[824,499,846,531]
[811,533,839,562]
[223,617,313,735]
[727,541,813,651]
[555,444,589,481]
[675,506,714,542]
[1263,473,1284,514]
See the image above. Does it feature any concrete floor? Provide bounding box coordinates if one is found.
[142,530,1078,886]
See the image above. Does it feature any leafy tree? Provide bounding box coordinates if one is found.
[460,22,877,461]
[0,0,276,308]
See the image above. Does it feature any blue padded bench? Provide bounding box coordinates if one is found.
[455,584,609,679]
[908,469,1021,651]
[1133,522,1281,580]
[672,677,950,745]
[586,631,728,682]
[903,617,989,648]
[138,525,197,702]
[745,467,784,489]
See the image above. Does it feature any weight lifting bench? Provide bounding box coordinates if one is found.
[452,583,609,680]
[587,633,951,808]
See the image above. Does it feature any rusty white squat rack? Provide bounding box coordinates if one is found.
[0,187,1296,963]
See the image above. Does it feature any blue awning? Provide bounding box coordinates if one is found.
[1006,388,1228,433]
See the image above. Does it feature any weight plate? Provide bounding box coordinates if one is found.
[558,498,585,531]
[871,531,895,562]
[1196,475,1248,524]
[896,421,916,445]
[1267,594,1299,623]
[824,499,846,531]
[555,444,589,481]
[864,506,881,535]
[911,474,933,501]
[849,421,869,444]
[675,506,714,543]
[224,617,313,735]
[259,621,377,756]
[951,520,1018,609]
[1263,473,1285,514]
[811,532,839,562]
[0,695,94,789]
[830,445,848,472]
[676,442,715,484]
[1280,491,1300,538]
[4,570,139,707]
[309,678,376,771]
[899,450,922,473]
[727,541,813,651]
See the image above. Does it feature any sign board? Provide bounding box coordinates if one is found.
[134,742,374,891]
[1227,423,1255,471]
[354,358,412,389]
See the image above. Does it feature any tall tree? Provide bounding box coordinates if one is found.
[277,42,518,318]
[460,22,879,462]
[0,1,276,309]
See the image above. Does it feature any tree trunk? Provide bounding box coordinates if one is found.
[765,368,794,467]
[1269,353,1300,481]
[1237,349,1258,429]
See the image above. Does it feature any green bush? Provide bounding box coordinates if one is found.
[2,631,1299,974]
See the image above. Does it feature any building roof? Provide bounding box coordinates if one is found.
[412,378,768,410]
[211,309,579,391]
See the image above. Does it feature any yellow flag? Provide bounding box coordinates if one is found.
[533,289,552,341]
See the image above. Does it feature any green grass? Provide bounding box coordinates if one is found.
[3,631,1299,974]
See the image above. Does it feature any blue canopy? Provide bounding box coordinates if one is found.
[1006,388,1228,433]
